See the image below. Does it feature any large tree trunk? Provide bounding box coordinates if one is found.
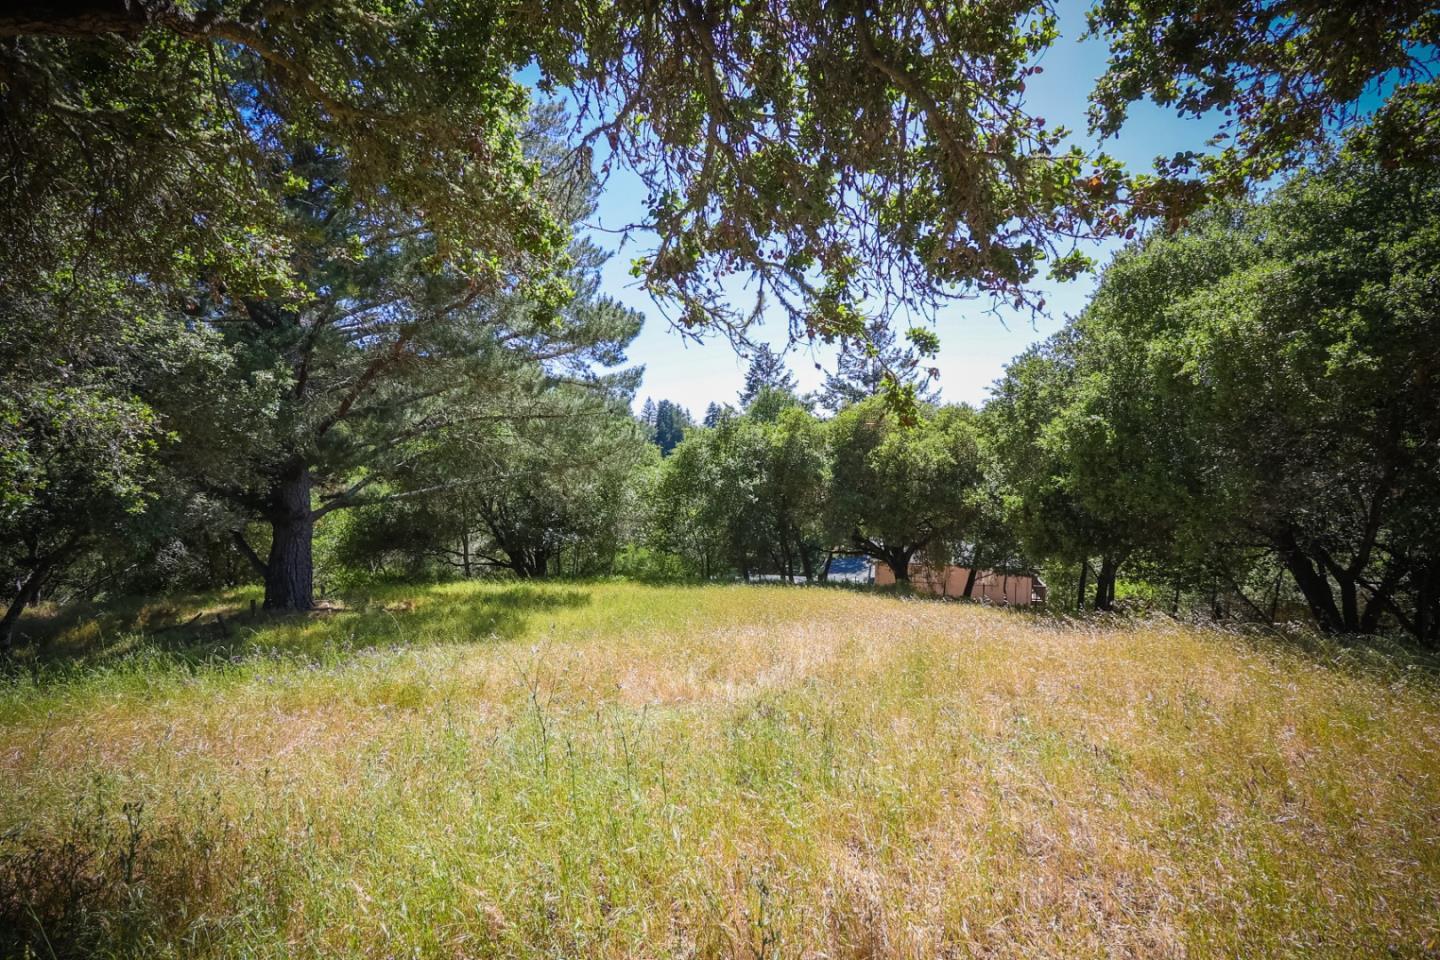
[1336,571,1361,632]
[884,546,914,583]
[963,545,983,599]
[1093,556,1117,611]
[263,465,315,610]
[1076,559,1089,612]
[1276,531,1344,633]
[0,566,45,650]
[2,549,66,650]
[511,547,547,579]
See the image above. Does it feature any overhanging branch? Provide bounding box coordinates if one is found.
[232,530,267,577]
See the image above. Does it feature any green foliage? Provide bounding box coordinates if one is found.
[649,402,828,581]
[738,345,799,410]
[1,1,567,301]
[158,103,642,606]
[4,0,1119,389]
[0,273,242,642]
[323,391,656,587]
[1089,0,1440,221]
[646,433,730,579]
[987,138,1440,637]
[382,386,653,579]
[538,0,1124,338]
[641,399,694,456]
[0,93,643,618]
[6,2,1439,640]
[6,0,1432,391]
[818,320,939,414]
[827,399,984,578]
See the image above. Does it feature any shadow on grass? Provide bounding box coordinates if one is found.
[3,581,592,686]
[0,581,594,957]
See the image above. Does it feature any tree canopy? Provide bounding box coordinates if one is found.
[1088,0,1440,220]
[989,139,1440,636]
[828,399,984,581]
[3,3,1439,649]
[1,0,568,303]
[13,0,1429,351]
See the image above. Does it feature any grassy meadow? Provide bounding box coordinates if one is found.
[2,582,1439,959]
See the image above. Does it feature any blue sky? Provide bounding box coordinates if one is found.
[575,3,1222,415]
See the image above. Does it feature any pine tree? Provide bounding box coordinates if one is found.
[739,345,797,407]
[653,400,692,456]
[818,321,937,412]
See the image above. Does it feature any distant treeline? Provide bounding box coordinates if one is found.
[4,145,1437,647]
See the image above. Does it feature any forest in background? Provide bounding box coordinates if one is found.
[323,142,1440,646]
[2,1,1437,648]
[6,138,1437,647]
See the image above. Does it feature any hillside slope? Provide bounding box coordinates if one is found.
[3,583,1438,958]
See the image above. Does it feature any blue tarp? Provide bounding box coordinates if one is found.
[827,556,870,576]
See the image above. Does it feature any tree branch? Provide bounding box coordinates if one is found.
[0,2,391,127]
[232,530,267,577]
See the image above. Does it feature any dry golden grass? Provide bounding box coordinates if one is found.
[2,581,1438,958]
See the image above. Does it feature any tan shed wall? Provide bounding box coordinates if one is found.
[872,563,1036,605]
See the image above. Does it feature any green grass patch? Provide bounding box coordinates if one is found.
[2,582,1438,958]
